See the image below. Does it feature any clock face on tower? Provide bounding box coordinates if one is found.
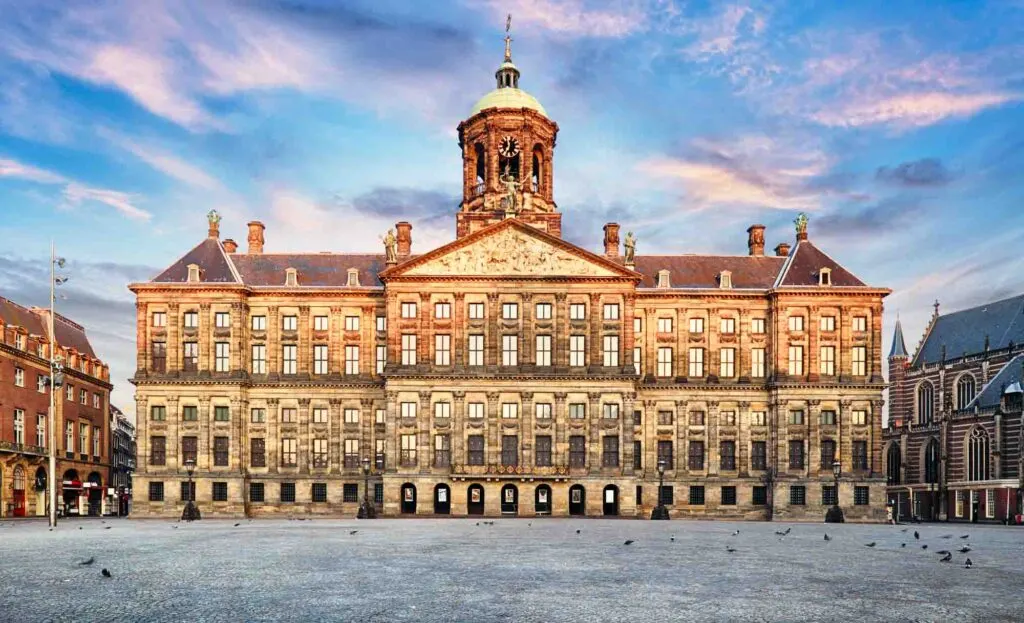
[499,136,520,158]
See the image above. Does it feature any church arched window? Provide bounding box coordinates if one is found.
[474,143,486,193]
[956,374,976,410]
[923,439,940,483]
[917,381,934,424]
[967,427,990,481]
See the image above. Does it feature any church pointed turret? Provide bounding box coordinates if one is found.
[889,316,909,359]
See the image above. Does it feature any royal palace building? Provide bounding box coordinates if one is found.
[885,296,1024,523]
[130,34,890,521]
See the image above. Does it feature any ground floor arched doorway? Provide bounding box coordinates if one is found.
[603,485,619,516]
[12,466,26,517]
[501,484,518,515]
[434,484,451,515]
[401,483,417,514]
[62,469,81,516]
[87,472,103,516]
[467,484,485,515]
[569,484,586,516]
[534,485,551,515]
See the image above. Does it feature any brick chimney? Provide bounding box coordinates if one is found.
[396,221,412,257]
[247,221,265,255]
[746,224,765,257]
[774,242,790,257]
[603,222,620,257]
[222,239,238,253]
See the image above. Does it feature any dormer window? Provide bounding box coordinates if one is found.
[719,270,732,289]
[818,267,832,286]
[346,268,360,287]
[285,268,298,287]
[186,263,200,283]
[657,269,671,289]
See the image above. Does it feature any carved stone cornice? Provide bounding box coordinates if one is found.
[360,398,375,407]
[298,398,311,407]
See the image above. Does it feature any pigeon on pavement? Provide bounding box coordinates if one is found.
[824,534,831,541]
[101,569,111,578]
[623,540,635,546]
[964,558,973,569]
[865,542,876,547]
[79,557,95,566]
[939,552,952,562]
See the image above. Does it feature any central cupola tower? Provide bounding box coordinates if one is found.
[456,15,560,238]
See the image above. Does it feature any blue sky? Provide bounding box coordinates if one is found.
[1,0,1023,417]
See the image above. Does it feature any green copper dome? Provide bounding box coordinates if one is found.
[470,86,547,117]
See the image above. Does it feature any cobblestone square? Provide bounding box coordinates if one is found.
[1,518,1021,622]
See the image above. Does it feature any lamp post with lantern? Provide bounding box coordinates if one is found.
[181,458,201,521]
[651,458,670,520]
[357,456,376,519]
[825,459,845,523]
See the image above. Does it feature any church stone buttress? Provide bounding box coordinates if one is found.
[457,19,560,239]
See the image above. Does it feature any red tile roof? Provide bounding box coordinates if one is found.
[0,296,98,358]
[633,255,786,289]
[231,254,396,287]
[152,238,239,283]
[777,241,866,287]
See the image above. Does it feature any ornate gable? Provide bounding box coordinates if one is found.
[386,220,634,279]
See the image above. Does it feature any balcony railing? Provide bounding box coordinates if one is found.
[0,441,47,456]
[450,463,570,477]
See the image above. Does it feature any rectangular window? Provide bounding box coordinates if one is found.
[719,348,735,377]
[752,486,767,505]
[314,344,330,375]
[788,316,804,332]
[182,342,199,371]
[434,402,451,419]
[344,345,358,375]
[689,486,705,505]
[468,435,486,465]
[281,408,297,423]
[151,405,167,421]
[151,436,166,465]
[433,434,451,467]
[149,482,164,502]
[36,414,45,448]
[820,439,836,469]
[309,315,329,332]
[687,317,704,334]
[251,315,266,331]
[400,302,417,319]
[181,436,197,464]
[535,403,552,419]
[13,410,24,444]
[401,334,417,365]
[535,302,552,320]
[35,375,45,393]
[751,318,765,334]
[689,411,705,426]
[853,441,868,470]
[603,403,620,419]
[852,346,867,376]
[501,435,519,466]
[751,441,766,470]
[376,315,386,333]
[634,317,642,334]
[820,410,836,425]
[721,410,737,426]
[502,334,518,366]
[281,438,297,467]
[468,302,485,320]
[788,346,804,376]
[312,407,328,424]
[80,389,87,404]
[751,411,767,426]
[251,344,266,374]
[659,485,674,505]
[183,311,199,328]
[215,312,231,328]
[343,483,359,503]
[852,410,868,426]
[602,335,619,367]
[214,405,229,422]
[822,485,837,506]
[152,311,167,327]
[820,346,835,376]
[250,438,266,467]
[434,302,451,319]
[66,384,73,401]
[569,303,586,320]
[602,436,619,467]
[375,439,385,470]
[400,402,417,420]
[182,405,198,421]
[657,410,673,426]
[854,486,869,506]
[853,316,867,332]
[468,402,484,419]
[502,302,518,320]
[345,408,359,424]
[468,334,484,366]
[344,315,359,331]
[434,334,451,366]
[214,436,229,466]
[789,486,806,506]
[151,341,167,372]
[789,440,805,469]
[376,345,386,374]
[374,483,384,505]
[657,440,674,470]
[501,403,519,419]
[986,489,995,518]
[657,317,673,333]
[688,441,704,470]
[688,348,704,377]
[633,440,642,470]
[282,344,297,374]
[820,316,835,331]
[721,486,737,506]
[569,435,586,467]
[569,403,586,420]
[400,434,417,466]
[375,409,385,425]
[93,426,101,457]
[535,335,552,366]
[249,482,265,503]
[342,438,357,468]
[282,315,297,331]
[280,482,296,503]
[789,410,804,425]
[312,483,327,503]
[569,335,586,366]
[956,491,964,518]
[535,436,552,467]
[720,317,736,334]
[657,347,673,377]
[603,303,620,320]
[720,441,736,470]
[633,347,642,375]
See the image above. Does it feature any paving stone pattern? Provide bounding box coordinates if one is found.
[0,518,1021,622]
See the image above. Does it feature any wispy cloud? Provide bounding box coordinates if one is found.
[876,158,960,187]
[812,91,1019,129]
[481,0,649,38]
[106,132,225,191]
[0,157,67,183]
[0,156,150,220]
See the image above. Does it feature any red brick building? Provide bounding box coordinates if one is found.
[0,295,113,517]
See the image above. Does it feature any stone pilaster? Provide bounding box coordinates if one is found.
[298,306,310,375]
[199,303,212,372]
[419,390,431,472]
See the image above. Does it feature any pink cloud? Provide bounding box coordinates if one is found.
[482,0,648,38]
[812,91,1019,129]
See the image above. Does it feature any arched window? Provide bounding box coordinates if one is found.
[923,439,940,484]
[531,144,544,194]
[956,375,976,410]
[967,427,990,481]
[474,143,486,194]
[917,382,934,424]
[886,443,901,485]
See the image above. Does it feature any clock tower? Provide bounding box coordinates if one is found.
[456,17,560,238]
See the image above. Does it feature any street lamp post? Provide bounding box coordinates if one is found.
[357,457,376,519]
[651,458,669,520]
[47,243,68,529]
[181,458,201,521]
[825,459,845,523]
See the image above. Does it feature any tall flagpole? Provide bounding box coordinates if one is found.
[48,241,58,528]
